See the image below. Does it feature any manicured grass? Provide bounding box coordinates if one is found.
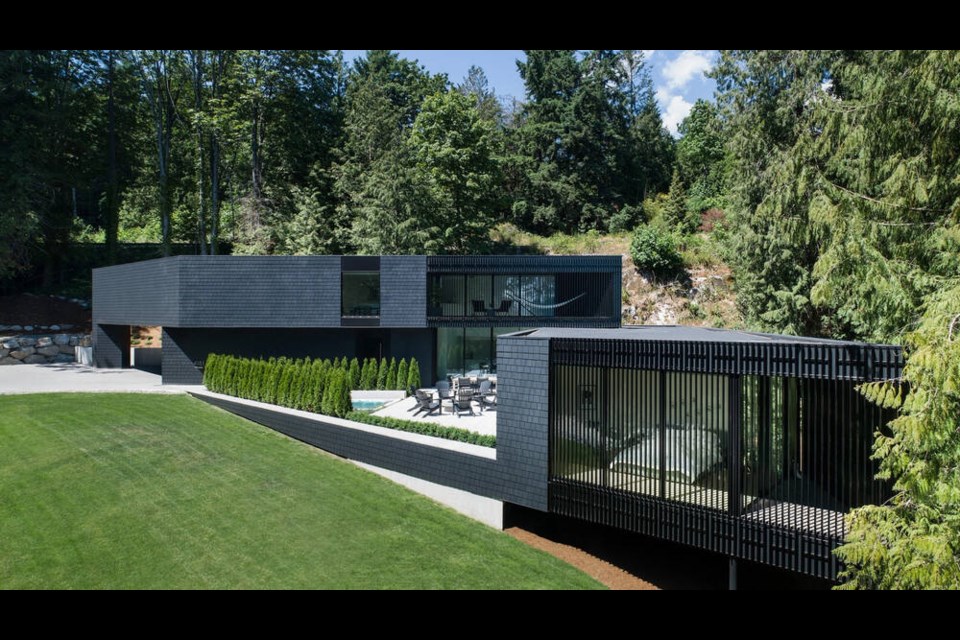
[0,393,602,589]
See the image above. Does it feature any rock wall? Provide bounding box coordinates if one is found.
[0,333,91,365]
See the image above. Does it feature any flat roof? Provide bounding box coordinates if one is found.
[514,325,894,348]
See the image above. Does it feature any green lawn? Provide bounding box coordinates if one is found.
[0,393,602,589]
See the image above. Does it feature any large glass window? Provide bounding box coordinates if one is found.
[435,326,522,379]
[436,328,464,381]
[341,272,380,317]
[464,327,492,374]
[427,271,614,319]
[551,367,731,509]
[428,275,465,317]
[518,275,557,317]
[466,275,493,316]
[492,276,520,317]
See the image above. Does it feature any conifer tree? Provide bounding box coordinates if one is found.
[360,358,377,390]
[376,357,388,390]
[385,357,397,390]
[396,358,409,393]
[349,357,361,389]
[406,358,421,391]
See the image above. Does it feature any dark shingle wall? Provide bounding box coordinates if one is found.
[380,256,427,327]
[193,393,502,499]
[93,324,131,368]
[178,256,341,327]
[92,258,180,326]
[494,333,552,510]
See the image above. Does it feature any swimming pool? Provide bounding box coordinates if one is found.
[352,399,388,412]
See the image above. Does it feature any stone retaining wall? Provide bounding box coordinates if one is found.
[0,333,91,365]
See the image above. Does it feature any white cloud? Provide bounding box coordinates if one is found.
[660,93,693,136]
[642,50,656,59]
[661,50,713,90]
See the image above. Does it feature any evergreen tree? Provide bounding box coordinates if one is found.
[406,358,421,391]
[334,50,446,254]
[661,169,696,234]
[513,50,670,234]
[348,357,361,388]
[385,357,397,390]
[407,89,501,252]
[457,65,502,126]
[376,357,388,390]
[360,358,377,390]
[713,50,837,336]
[320,368,339,416]
[676,99,726,215]
[396,358,409,393]
[337,371,353,417]
[308,358,325,411]
[837,282,960,589]
[203,354,218,390]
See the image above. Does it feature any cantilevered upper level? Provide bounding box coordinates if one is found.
[92,255,622,329]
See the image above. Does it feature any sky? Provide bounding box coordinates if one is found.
[340,50,717,136]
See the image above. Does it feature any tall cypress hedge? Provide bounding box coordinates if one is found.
[203,353,359,418]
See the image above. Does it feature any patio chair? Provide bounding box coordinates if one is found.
[478,380,497,412]
[406,385,420,411]
[435,380,454,401]
[454,388,475,418]
[471,299,486,315]
[494,299,513,314]
[412,390,441,417]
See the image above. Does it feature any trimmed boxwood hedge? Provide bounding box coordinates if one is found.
[345,411,496,448]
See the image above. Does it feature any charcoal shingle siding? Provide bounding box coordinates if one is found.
[493,334,552,510]
[162,328,204,384]
[92,257,180,326]
[178,256,341,327]
[93,324,130,368]
[380,256,426,327]
[194,393,503,499]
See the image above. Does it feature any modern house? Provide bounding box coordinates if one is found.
[92,256,903,584]
[92,255,622,384]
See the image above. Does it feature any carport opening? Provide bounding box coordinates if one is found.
[130,326,162,374]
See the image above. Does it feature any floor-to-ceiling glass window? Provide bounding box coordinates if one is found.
[436,328,464,382]
[435,326,523,380]
[428,272,612,319]
[464,327,492,374]
[518,275,557,317]
[465,275,493,316]
[493,275,521,317]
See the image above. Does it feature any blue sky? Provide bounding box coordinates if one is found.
[340,50,717,136]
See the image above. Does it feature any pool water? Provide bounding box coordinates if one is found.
[352,399,388,412]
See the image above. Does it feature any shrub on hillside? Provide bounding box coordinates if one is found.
[630,224,683,277]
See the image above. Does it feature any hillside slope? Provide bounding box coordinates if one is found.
[493,224,742,329]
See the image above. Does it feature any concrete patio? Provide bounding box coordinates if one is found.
[371,394,497,437]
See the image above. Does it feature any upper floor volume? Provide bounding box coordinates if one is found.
[92,254,622,330]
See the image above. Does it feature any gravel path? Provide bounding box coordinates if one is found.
[506,527,657,590]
